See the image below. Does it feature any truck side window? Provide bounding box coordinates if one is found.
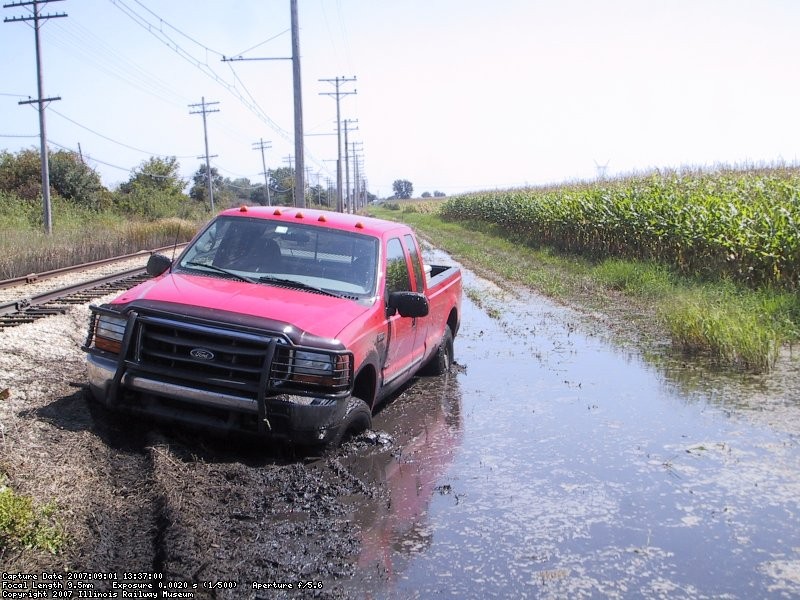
[403,234,425,291]
[385,237,411,294]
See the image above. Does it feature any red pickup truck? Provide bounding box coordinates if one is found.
[83,206,462,449]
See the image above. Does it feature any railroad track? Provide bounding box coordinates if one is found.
[0,245,188,329]
[0,245,184,290]
[0,267,151,329]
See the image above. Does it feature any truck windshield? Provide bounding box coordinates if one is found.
[177,216,379,299]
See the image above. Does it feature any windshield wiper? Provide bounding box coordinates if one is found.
[257,275,343,298]
[183,261,258,284]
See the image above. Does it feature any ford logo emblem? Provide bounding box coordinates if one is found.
[189,348,215,361]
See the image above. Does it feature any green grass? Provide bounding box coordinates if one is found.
[592,259,676,298]
[662,290,779,371]
[0,478,67,554]
[388,210,582,297]
[464,285,503,319]
[368,200,800,373]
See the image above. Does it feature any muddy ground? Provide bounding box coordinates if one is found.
[0,279,461,598]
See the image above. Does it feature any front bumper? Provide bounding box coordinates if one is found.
[87,353,349,445]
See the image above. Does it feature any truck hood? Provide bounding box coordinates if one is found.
[111,272,373,341]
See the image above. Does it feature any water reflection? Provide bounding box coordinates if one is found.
[336,249,800,598]
[338,371,463,591]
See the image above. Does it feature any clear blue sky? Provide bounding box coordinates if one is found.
[2,0,799,198]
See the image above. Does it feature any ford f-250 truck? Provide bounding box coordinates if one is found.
[83,206,462,449]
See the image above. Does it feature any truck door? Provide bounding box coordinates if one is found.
[382,237,419,385]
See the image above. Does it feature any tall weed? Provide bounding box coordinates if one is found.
[0,193,206,278]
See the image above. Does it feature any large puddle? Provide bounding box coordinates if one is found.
[334,253,800,598]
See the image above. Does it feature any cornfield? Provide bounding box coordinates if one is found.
[441,167,800,289]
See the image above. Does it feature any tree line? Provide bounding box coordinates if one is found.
[0,147,357,222]
[390,179,446,200]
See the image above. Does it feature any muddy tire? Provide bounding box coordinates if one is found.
[329,396,372,448]
[420,326,454,376]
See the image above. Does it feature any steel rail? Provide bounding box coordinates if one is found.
[0,266,147,321]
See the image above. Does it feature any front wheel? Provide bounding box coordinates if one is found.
[420,326,454,376]
[329,396,372,448]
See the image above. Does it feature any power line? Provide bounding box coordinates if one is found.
[47,139,196,186]
[107,0,331,185]
[4,1,338,198]
[48,139,172,177]
[49,107,195,158]
[130,0,226,56]
[50,15,312,181]
[220,179,259,191]
[108,0,294,148]
[211,162,260,181]
[233,28,290,58]
[49,18,188,108]
[47,19,282,165]
[335,0,353,72]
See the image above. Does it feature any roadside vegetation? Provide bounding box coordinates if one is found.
[368,165,800,373]
[0,201,202,279]
[0,474,66,554]
[0,150,211,278]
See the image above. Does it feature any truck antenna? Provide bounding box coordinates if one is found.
[170,228,180,264]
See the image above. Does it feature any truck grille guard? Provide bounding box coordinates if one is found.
[85,305,353,433]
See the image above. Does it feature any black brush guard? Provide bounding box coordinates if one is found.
[84,305,354,436]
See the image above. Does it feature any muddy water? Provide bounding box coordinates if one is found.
[335,258,800,599]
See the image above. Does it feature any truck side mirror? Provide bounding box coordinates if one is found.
[388,291,429,318]
[146,253,172,277]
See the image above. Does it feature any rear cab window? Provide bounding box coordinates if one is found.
[385,237,412,295]
[403,234,425,291]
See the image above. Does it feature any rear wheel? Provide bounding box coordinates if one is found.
[420,326,454,376]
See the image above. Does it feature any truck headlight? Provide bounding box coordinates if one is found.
[294,350,333,375]
[94,313,127,354]
[290,350,351,390]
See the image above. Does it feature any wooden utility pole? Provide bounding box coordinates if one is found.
[319,76,356,212]
[343,119,358,213]
[4,0,66,235]
[188,97,219,211]
[351,141,363,211]
[290,0,305,207]
[221,1,305,207]
[252,138,272,206]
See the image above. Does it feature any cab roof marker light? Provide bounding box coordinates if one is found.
[355,221,364,229]
[273,208,282,215]
[318,215,327,222]
[295,211,304,219]
[239,205,248,212]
